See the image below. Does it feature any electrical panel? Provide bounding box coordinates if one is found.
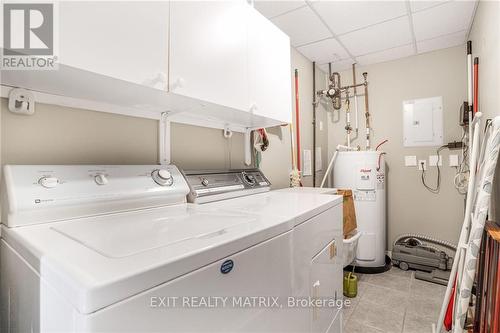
[403,96,443,147]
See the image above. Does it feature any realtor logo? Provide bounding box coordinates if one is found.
[2,2,58,70]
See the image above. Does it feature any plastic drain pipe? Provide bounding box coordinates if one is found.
[320,144,356,188]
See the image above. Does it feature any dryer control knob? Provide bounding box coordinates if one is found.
[39,177,59,188]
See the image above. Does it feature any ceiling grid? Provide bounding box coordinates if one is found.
[254,0,478,71]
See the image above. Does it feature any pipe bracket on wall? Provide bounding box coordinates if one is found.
[223,125,233,139]
[8,88,35,115]
[159,111,171,165]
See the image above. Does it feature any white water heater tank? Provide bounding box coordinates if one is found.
[333,151,386,268]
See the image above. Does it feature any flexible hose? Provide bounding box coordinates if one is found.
[393,233,457,252]
[375,139,388,151]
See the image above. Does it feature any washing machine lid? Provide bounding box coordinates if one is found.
[274,187,339,195]
[2,203,292,314]
[205,190,342,225]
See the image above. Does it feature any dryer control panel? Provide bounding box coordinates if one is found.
[183,169,271,204]
[1,165,190,227]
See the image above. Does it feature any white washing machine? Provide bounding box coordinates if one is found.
[1,165,308,333]
[184,170,344,333]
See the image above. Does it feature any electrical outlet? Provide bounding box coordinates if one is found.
[418,160,427,170]
[405,155,417,166]
[429,155,442,166]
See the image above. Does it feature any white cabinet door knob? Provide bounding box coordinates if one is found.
[142,72,168,90]
[170,77,186,91]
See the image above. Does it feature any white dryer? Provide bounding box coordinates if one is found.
[0,165,300,333]
[184,170,344,333]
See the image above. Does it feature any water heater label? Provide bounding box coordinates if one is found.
[376,173,385,190]
[354,190,376,201]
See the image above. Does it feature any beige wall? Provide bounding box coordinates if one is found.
[468,0,500,122]
[327,46,467,247]
[0,48,328,193]
[468,0,500,220]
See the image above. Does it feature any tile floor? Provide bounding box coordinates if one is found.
[342,267,447,333]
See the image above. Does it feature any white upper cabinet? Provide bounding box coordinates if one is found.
[59,2,170,90]
[247,8,292,124]
[169,1,249,111]
[8,1,292,129]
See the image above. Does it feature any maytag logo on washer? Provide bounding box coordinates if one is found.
[2,2,58,70]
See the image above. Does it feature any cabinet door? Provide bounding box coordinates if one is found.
[169,1,249,111]
[310,239,342,333]
[59,2,169,90]
[248,8,292,124]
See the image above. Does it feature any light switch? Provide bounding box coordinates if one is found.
[302,150,312,176]
[418,160,427,170]
[449,155,459,167]
[429,155,442,166]
[405,155,417,166]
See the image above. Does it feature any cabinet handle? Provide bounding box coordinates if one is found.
[312,280,320,321]
[329,242,337,259]
[249,103,257,113]
[143,72,167,90]
[170,77,186,91]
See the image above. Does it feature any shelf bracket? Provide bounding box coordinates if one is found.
[244,128,252,166]
[159,112,171,165]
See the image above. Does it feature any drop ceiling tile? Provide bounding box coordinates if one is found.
[318,63,329,73]
[357,44,415,66]
[313,1,407,35]
[412,0,476,41]
[253,1,306,19]
[410,0,450,13]
[271,6,332,46]
[417,30,466,53]
[339,16,412,56]
[318,59,353,74]
[296,38,350,64]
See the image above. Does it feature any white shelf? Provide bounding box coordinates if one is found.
[1,63,285,132]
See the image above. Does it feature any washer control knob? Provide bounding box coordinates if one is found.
[201,178,209,186]
[241,172,256,186]
[94,174,108,185]
[39,177,59,188]
[158,169,172,180]
[152,169,174,186]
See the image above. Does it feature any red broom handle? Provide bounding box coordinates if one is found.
[294,69,301,171]
[473,57,478,114]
